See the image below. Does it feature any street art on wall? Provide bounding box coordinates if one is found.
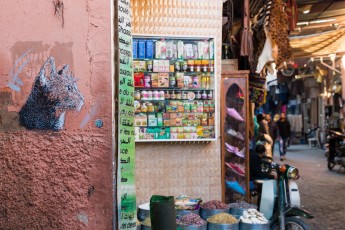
[18,57,84,130]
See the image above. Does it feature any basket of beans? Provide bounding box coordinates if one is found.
[207,213,239,230]
[200,200,230,220]
[176,213,207,230]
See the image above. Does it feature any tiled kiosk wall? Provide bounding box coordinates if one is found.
[131,0,224,205]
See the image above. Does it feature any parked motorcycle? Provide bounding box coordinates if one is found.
[254,157,313,230]
[327,129,345,171]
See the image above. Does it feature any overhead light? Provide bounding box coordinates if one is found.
[297,21,309,26]
[310,18,336,24]
[300,5,312,14]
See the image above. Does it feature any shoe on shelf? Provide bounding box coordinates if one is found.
[225,180,246,195]
[225,143,239,153]
[226,129,245,141]
[225,162,245,177]
[235,148,245,158]
[227,108,244,122]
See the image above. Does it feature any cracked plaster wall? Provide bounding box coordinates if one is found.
[0,0,113,229]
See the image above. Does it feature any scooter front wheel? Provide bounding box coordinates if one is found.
[328,160,336,170]
[271,217,311,230]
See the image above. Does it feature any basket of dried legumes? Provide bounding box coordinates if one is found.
[200,200,230,220]
[207,213,239,230]
[176,213,207,230]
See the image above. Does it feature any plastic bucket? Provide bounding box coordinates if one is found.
[176,223,207,230]
[137,203,150,221]
[176,208,200,218]
[141,224,151,230]
[239,222,270,230]
[207,222,240,230]
[200,208,230,220]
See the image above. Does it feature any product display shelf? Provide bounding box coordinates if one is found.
[134,87,215,91]
[221,71,250,203]
[133,35,217,142]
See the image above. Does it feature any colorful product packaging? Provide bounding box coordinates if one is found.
[157,113,163,126]
[153,60,159,72]
[138,40,146,58]
[209,39,214,59]
[134,72,145,87]
[148,114,157,127]
[133,39,138,59]
[209,100,215,112]
[146,40,154,59]
[155,41,166,59]
[176,73,184,88]
[158,73,169,87]
[166,41,174,59]
[151,73,159,87]
[135,113,147,126]
[203,101,210,113]
[177,40,184,59]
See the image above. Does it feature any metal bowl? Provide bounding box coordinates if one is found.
[229,207,247,219]
[176,208,200,218]
[137,203,150,221]
[176,223,207,230]
[207,222,239,230]
[200,208,230,220]
[239,222,270,230]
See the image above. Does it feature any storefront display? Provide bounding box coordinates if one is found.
[133,36,216,142]
[221,71,250,203]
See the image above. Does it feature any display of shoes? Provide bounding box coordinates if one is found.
[227,108,244,122]
[225,180,246,195]
[225,143,239,153]
[225,143,245,158]
[225,162,245,177]
[226,129,245,141]
[235,147,245,158]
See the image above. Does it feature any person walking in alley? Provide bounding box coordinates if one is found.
[277,112,291,161]
[266,114,278,156]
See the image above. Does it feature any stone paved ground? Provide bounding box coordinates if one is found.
[272,144,345,230]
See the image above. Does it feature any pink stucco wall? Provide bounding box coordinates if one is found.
[0,0,113,229]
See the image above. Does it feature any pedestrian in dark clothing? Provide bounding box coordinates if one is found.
[277,112,291,161]
[266,114,278,156]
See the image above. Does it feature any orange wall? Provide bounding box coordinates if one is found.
[0,0,113,229]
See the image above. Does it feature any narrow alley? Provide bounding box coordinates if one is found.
[272,144,345,230]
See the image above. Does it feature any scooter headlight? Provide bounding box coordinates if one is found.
[287,167,299,180]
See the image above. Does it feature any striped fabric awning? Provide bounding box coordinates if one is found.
[290,29,345,58]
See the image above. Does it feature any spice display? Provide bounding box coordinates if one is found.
[176,213,207,226]
[133,36,215,141]
[207,213,238,224]
[229,202,257,210]
[240,209,269,224]
[201,200,229,210]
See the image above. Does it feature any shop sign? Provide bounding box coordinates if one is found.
[117,0,136,229]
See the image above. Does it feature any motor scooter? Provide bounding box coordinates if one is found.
[253,157,313,230]
[326,129,345,171]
